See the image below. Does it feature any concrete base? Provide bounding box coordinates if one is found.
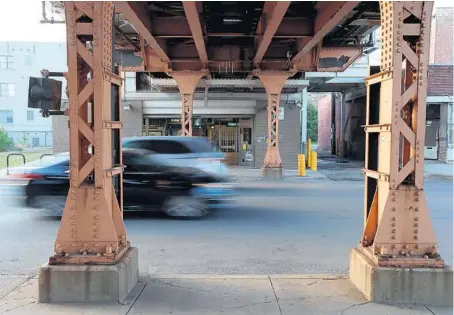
[38,247,139,303]
[349,248,453,307]
[261,167,283,179]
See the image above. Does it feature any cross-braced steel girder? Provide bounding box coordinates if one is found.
[170,71,206,136]
[360,1,443,268]
[50,1,129,265]
[255,71,294,168]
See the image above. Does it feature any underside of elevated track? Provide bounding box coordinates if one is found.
[33,1,451,306]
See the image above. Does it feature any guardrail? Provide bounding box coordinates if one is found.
[6,153,26,175]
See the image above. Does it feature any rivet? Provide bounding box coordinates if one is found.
[414,229,418,233]
[400,250,405,255]
[414,235,419,240]
[392,217,396,221]
[415,207,419,212]
[391,235,396,240]
[392,223,396,227]
[71,234,76,238]
[424,255,429,259]
[392,228,396,233]
[415,198,419,202]
[392,255,397,258]
[414,223,419,227]
[392,207,396,211]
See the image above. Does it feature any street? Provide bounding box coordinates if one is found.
[1,178,452,300]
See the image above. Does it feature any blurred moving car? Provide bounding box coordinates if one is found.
[1,139,234,217]
[122,136,229,180]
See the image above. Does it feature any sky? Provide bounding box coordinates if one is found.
[0,0,452,42]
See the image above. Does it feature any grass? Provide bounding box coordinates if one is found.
[0,148,54,169]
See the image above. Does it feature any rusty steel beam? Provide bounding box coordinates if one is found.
[116,2,170,62]
[254,70,295,168]
[253,1,291,65]
[360,2,443,268]
[182,1,209,66]
[292,1,360,62]
[50,1,129,265]
[170,71,207,136]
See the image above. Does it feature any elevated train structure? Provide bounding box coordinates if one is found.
[33,1,452,306]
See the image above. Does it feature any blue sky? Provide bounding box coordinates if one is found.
[0,1,452,42]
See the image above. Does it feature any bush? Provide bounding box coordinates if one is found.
[0,128,13,152]
[307,103,318,142]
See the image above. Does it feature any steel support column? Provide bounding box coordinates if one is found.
[360,1,443,267]
[50,2,129,264]
[256,71,294,171]
[170,71,206,136]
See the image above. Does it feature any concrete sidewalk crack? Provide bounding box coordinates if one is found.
[340,301,369,314]
[0,275,35,302]
[124,282,147,315]
[268,275,283,315]
[228,300,275,310]
[154,280,212,292]
[0,301,35,314]
[425,305,436,315]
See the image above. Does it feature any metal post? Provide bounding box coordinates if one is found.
[255,71,294,172]
[50,2,129,265]
[301,88,308,155]
[360,1,443,268]
[170,71,206,136]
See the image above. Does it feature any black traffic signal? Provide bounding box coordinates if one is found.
[28,77,62,111]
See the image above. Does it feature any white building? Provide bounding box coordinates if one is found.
[0,42,67,147]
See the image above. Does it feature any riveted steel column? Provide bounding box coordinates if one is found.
[50,2,129,264]
[360,1,443,267]
[255,71,294,174]
[170,71,206,136]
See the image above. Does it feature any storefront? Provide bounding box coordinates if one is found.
[142,116,254,166]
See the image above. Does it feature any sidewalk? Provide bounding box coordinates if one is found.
[228,158,453,183]
[1,274,451,314]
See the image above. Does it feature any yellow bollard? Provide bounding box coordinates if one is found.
[310,151,317,171]
[297,154,306,176]
[307,138,312,167]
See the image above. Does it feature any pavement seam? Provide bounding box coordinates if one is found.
[124,281,147,315]
[267,275,283,315]
[0,275,35,302]
[425,305,436,315]
[339,301,370,314]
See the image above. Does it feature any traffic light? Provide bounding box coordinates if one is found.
[28,77,62,111]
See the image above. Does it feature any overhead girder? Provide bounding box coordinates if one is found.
[181,1,209,67]
[253,1,291,65]
[292,2,361,63]
[116,1,170,63]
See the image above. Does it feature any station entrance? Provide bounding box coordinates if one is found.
[142,117,254,166]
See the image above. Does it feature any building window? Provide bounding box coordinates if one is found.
[27,110,34,121]
[0,83,15,97]
[0,55,14,70]
[32,137,40,147]
[0,110,13,124]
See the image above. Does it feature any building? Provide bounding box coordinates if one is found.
[317,7,454,163]
[52,54,374,169]
[0,42,67,148]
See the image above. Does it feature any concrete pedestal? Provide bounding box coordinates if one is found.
[38,247,139,303]
[349,248,453,307]
[261,167,283,179]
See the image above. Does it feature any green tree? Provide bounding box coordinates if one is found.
[0,127,13,152]
[307,102,318,142]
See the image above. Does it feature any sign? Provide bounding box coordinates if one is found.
[279,107,284,120]
[227,122,238,127]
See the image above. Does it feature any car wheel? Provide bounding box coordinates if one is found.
[162,196,208,218]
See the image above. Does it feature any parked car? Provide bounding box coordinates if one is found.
[2,146,234,218]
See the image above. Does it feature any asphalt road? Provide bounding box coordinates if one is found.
[0,179,452,297]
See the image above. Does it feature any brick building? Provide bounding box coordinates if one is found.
[317,7,454,163]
